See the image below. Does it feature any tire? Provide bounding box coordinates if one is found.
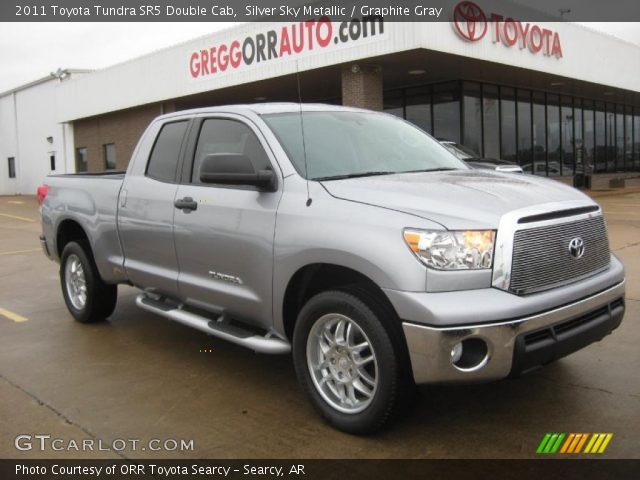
[60,241,117,323]
[292,287,414,434]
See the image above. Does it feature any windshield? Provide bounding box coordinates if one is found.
[440,142,479,160]
[262,111,467,180]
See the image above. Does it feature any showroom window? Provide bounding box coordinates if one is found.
[500,87,517,162]
[532,92,547,175]
[482,84,500,159]
[462,82,482,156]
[606,103,616,171]
[383,89,403,118]
[517,89,533,170]
[595,103,606,173]
[583,101,595,173]
[75,147,88,172]
[616,104,625,171]
[7,157,16,178]
[574,99,584,174]
[382,81,640,175]
[432,82,460,143]
[405,86,432,134]
[625,107,633,171]
[546,95,561,176]
[103,143,117,170]
[561,96,575,175]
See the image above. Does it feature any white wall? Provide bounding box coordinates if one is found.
[0,77,76,196]
[0,93,19,195]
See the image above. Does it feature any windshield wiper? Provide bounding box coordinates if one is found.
[401,167,458,174]
[314,171,396,181]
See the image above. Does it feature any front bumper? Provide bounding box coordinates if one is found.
[402,280,625,384]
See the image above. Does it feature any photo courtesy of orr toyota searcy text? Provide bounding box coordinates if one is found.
[189,17,385,79]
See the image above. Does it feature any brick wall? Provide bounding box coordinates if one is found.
[73,103,175,172]
[341,65,383,111]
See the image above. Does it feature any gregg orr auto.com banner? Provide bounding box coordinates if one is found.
[188,16,385,80]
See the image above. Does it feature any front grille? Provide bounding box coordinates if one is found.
[510,215,610,295]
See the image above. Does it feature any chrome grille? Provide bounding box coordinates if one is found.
[510,215,610,295]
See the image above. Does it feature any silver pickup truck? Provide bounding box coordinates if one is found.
[39,104,625,434]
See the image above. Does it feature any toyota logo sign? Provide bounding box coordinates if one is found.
[451,1,563,58]
[568,237,585,259]
[453,1,487,42]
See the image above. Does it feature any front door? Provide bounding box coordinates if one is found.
[172,116,281,328]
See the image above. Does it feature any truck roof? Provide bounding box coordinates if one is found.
[156,103,372,121]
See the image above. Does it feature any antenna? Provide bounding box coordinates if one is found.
[295,61,312,207]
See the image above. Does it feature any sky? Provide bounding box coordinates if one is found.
[0,22,638,93]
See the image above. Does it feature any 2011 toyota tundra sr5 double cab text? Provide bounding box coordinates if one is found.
[39,104,626,434]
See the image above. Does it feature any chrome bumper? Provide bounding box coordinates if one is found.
[402,280,625,385]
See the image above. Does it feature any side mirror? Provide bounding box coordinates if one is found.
[199,153,275,190]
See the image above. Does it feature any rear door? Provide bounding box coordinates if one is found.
[118,119,190,296]
[172,115,281,329]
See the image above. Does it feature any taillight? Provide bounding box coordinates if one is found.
[37,185,49,205]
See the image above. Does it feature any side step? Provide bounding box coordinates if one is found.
[135,294,291,354]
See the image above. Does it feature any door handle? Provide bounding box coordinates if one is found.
[174,197,198,212]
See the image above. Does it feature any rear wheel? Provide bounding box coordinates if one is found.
[293,288,414,434]
[60,241,117,323]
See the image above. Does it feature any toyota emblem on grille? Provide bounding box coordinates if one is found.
[569,237,585,259]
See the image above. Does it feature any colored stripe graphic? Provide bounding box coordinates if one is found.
[560,433,575,453]
[539,433,613,454]
[537,433,552,453]
[585,433,614,454]
[574,433,589,453]
[537,433,565,454]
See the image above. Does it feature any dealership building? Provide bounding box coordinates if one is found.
[1,3,640,195]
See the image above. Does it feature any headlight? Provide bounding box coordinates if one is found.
[403,229,495,270]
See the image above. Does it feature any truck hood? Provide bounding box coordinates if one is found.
[321,170,594,230]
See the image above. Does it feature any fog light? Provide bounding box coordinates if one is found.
[450,342,463,364]
[451,338,489,371]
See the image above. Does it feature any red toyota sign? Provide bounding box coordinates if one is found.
[452,1,563,58]
[453,1,487,41]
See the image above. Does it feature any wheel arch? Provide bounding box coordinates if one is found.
[56,218,90,258]
[281,263,400,342]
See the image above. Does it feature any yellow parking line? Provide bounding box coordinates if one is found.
[0,212,36,222]
[0,308,28,323]
[0,248,41,256]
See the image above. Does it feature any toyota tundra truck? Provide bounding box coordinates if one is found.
[38,104,626,434]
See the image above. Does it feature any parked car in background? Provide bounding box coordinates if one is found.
[440,140,524,173]
[521,161,562,176]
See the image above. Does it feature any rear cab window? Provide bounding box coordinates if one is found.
[146,120,189,182]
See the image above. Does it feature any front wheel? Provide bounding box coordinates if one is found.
[60,241,117,323]
[293,288,414,434]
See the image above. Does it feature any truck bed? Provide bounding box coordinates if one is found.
[41,171,127,284]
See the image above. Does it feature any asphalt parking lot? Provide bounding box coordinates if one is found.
[0,190,638,459]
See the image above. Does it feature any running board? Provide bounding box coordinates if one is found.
[135,294,291,354]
